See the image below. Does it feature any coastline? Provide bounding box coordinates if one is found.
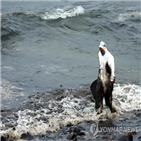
[15,110,141,141]
[1,86,141,141]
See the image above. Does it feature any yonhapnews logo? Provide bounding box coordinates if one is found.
[90,122,139,136]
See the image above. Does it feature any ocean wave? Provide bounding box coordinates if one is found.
[1,11,33,17]
[86,9,110,18]
[40,6,85,20]
[118,11,141,22]
[1,84,141,140]
[1,26,19,40]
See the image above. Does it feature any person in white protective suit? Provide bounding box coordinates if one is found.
[90,41,115,114]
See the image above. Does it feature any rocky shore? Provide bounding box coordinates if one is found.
[1,110,141,141]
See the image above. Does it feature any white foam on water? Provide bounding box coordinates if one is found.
[113,84,141,112]
[1,79,24,101]
[41,65,68,75]
[41,6,85,20]
[1,84,141,140]
[2,66,15,70]
[117,12,141,22]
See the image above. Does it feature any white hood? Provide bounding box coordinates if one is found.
[99,41,107,51]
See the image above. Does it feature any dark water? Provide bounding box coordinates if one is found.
[1,1,141,141]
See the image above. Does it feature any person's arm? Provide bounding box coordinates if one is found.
[98,52,101,81]
[109,55,115,84]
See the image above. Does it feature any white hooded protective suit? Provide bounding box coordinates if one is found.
[98,41,115,92]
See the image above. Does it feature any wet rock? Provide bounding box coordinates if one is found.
[102,135,109,140]
[0,116,4,120]
[1,136,6,141]
[67,132,77,141]
[67,126,85,141]
[57,95,65,101]
[21,132,33,140]
[77,136,85,140]
[118,132,133,141]
[109,135,116,140]
[69,126,81,134]
[138,136,141,141]
[112,113,118,118]
[12,127,16,130]
[109,135,114,140]
[1,136,14,141]
[78,132,85,136]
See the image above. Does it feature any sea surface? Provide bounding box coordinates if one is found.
[1,1,141,141]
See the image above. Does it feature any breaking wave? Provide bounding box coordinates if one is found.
[118,11,141,22]
[40,6,85,20]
